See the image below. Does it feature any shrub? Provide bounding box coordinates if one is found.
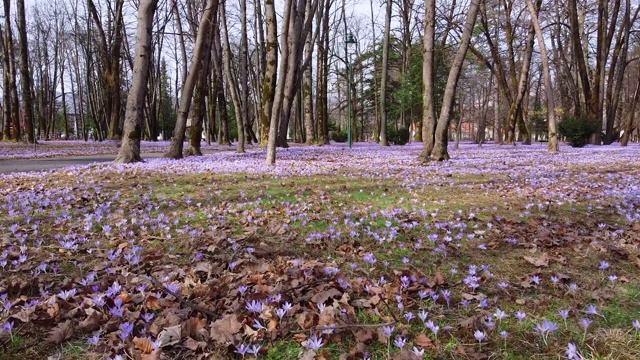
[387,127,410,145]
[332,131,348,143]
[558,115,597,147]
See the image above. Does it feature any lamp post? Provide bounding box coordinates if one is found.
[345,33,356,148]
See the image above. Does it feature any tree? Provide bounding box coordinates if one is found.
[220,0,245,153]
[114,0,159,163]
[420,0,436,157]
[378,0,392,147]
[16,0,35,143]
[165,0,219,159]
[87,0,125,140]
[420,0,481,161]
[525,0,558,152]
[1,0,20,141]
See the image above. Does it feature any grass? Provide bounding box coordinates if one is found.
[1,146,640,359]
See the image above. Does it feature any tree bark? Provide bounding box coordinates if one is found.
[211,23,231,146]
[1,7,20,141]
[16,0,35,143]
[88,0,125,140]
[379,0,392,146]
[419,0,436,160]
[302,0,315,144]
[220,1,245,153]
[114,0,159,163]
[525,0,558,152]
[505,1,540,146]
[165,0,219,159]
[260,0,278,147]
[620,64,640,146]
[430,0,481,161]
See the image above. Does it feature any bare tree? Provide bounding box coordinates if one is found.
[525,0,558,152]
[16,0,35,143]
[87,0,125,140]
[378,0,392,146]
[1,0,20,141]
[220,0,245,153]
[421,0,481,161]
[114,0,160,163]
[165,0,219,159]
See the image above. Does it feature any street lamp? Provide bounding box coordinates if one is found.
[345,32,357,148]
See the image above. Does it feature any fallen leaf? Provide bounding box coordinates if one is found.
[133,336,154,354]
[414,333,434,348]
[116,293,132,304]
[141,349,162,360]
[209,315,242,344]
[157,324,182,348]
[46,321,74,344]
[183,337,207,351]
[296,311,315,329]
[435,271,445,286]
[354,329,373,343]
[311,288,341,304]
[79,311,102,332]
[145,296,162,311]
[523,253,549,267]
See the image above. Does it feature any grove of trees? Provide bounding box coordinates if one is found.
[1,0,639,164]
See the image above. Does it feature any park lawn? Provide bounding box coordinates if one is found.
[0,143,639,359]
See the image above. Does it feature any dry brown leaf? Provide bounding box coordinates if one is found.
[296,311,315,329]
[116,293,132,304]
[299,349,317,360]
[157,324,182,348]
[267,319,278,332]
[145,296,162,311]
[47,303,60,318]
[79,311,102,332]
[458,315,481,329]
[183,337,207,351]
[133,336,154,354]
[141,349,162,360]
[414,333,434,348]
[435,270,445,286]
[184,317,206,337]
[209,315,242,344]
[311,288,341,304]
[46,320,74,344]
[354,329,373,343]
[523,253,550,267]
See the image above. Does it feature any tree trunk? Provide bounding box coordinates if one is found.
[379,0,392,146]
[419,0,436,160]
[114,0,159,163]
[430,0,481,161]
[0,16,19,141]
[525,0,558,152]
[302,2,314,145]
[16,0,35,143]
[1,26,12,140]
[211,21,231,146]
[620,64,640,146]
[315,0,330,145]
[165,0,219,159]
[220,1,245,153]
[505,7,538,146]
[239,0,251,145]
[260,0,278,147]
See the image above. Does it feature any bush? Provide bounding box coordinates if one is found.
[332,131,348,143]
[387,127,410,145]
[558,115,597,147]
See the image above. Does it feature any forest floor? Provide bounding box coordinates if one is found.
[1,142,639,360]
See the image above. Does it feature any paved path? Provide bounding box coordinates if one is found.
[0,153,165,174]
